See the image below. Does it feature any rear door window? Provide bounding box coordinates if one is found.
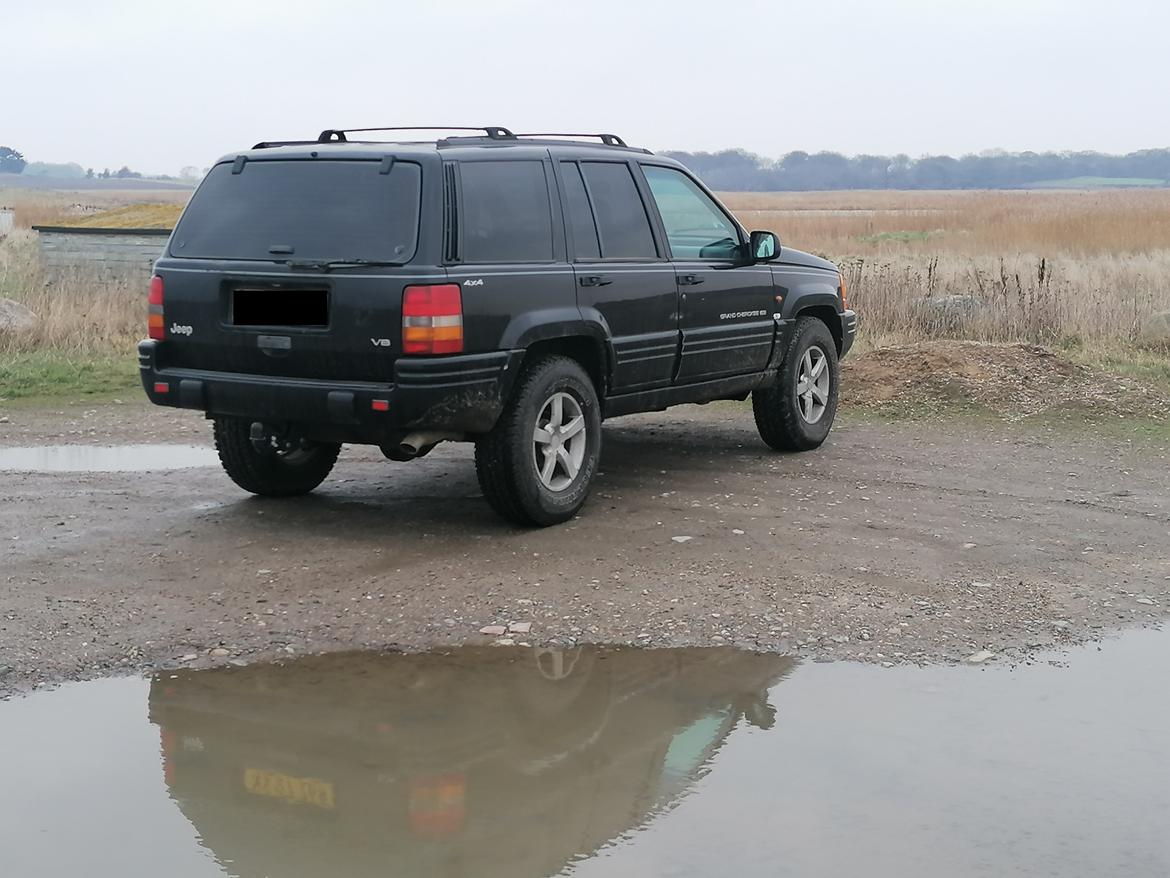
[170,160,421,262]
[460,160,554,263]
[559,162,601,260]
[580,162,658,259]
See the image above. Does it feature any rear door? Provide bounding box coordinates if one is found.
[156,157,434,382]
[559,159,679,393]
[638,164,776,383]
[447,156,575,352]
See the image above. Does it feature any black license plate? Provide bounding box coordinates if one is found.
[232,288,329,328]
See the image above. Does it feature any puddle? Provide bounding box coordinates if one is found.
[0,444,218,472]
[2,634,1168,877]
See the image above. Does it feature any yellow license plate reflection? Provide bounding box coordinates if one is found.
[243,768,336,810]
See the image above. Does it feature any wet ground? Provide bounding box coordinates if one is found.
[0,443,217,472]
[2,631,1167,877]
[1,401,1168,692]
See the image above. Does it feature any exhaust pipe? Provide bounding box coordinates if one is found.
[398,431,464,458]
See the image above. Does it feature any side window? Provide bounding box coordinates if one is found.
[580,162,657,259]
[642,165,740,260]
[559,162,601,260]
[460,160,553,262]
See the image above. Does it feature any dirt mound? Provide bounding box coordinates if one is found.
[843,340,1170,420]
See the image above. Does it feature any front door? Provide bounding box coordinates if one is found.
[639,164,776,383]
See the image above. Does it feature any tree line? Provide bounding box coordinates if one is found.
[6,142,1170,190]
[0,146,147,180]
[662,148,1170,190]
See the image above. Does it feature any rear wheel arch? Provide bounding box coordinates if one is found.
[518,335,609,398]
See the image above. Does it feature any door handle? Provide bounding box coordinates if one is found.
[579,275,612,287]
[679,274,705,286]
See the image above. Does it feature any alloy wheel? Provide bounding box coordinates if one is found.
[796,344,830,424]
[532,392,587,492]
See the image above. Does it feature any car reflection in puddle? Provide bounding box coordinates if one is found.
[148,646,793,878]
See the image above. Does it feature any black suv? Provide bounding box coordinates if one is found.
[140,126,856,526]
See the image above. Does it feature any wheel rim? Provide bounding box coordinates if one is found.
[796,344,830,424]
[532,391,587,492]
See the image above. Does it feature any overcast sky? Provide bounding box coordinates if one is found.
[5,0,1169,174]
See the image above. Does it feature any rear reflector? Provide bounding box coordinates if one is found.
[402,284,463,355]
[153,382,169,394]
[371,399,390,412]
[148,275,165,340]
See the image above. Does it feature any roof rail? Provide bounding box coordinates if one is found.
[316,126,515,143]
[251,140,321,150]
[514,132,628,147]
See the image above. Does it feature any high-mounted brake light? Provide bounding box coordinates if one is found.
[402,284,463,355]
[148,275,165,340]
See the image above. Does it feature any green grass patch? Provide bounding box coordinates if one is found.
[0,350,139,400]
[1028,404,1170,442]
[1072,349,1170,394]
[855,230,934,245]
[1026,176,1167,189]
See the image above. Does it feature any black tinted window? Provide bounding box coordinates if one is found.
[560,162,600,260]
[580,162,657,259]
[461,161,553,262]
[171,160,421,262]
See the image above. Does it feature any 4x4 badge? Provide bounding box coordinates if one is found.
[463,278,484,287]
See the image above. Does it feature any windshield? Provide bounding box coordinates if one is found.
[170,159,421,262]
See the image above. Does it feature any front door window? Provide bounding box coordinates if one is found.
[642,166,740,260]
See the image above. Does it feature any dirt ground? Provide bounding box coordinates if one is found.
[2,380,1168,695]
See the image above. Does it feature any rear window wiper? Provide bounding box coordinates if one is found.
[279,258,406,272]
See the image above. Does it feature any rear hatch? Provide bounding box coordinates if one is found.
[155,156,435,382]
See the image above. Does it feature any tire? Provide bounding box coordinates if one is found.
[753,316,840,451]
[213,417,341,497]
[475,355,602,526]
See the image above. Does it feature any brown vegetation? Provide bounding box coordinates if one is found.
[0,231,139,355]
[1,188,1168,404]
[58,203,183,229]
[0,189,185,358]
[0,187,187,230]
[723,189,1170,256]
[722,190,1170,352]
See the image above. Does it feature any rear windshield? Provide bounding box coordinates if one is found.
[170,159,422,262]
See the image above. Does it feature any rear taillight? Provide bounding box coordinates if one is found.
[148,275,165,340]
[402,284,463,355]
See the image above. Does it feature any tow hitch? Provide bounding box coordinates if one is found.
[249,422,312,455]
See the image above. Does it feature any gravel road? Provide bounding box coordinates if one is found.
[1,400,1167,694]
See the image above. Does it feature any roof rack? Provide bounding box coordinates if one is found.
[316,126,515,143]
[249,127,639,152]
[514,132,628,147]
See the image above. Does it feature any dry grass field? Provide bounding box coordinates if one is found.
[1,187,188,230]
[1,186,1168,399]
[722,190,1170,354]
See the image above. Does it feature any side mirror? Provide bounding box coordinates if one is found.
[749,230,780,262]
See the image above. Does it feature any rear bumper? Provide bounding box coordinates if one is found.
[839,309,857,358]
[138,340,524,443]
